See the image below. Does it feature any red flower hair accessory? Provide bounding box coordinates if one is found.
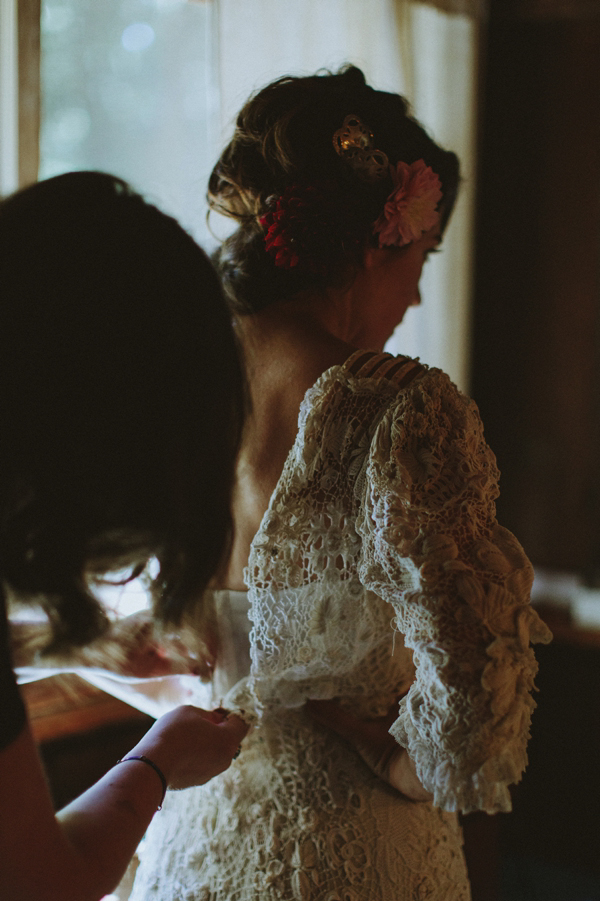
[373,159,442,247]
[260,182,361,273]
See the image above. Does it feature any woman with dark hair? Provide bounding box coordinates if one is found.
[129,67,551,900]
[0,171,248,901]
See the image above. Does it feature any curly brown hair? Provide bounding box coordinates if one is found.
[0,172,245,650]
[208,65,459,314]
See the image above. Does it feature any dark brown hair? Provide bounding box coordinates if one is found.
[0,172,244,650]
[208,65,460,314]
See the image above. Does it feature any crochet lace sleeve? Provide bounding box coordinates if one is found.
[355,368,552,814]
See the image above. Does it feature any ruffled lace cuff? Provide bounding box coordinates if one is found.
[358,369,552,813]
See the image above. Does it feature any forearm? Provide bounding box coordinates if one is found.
[1,692,247,901]
[0,723,162,901]
[352,725,432,801]
[306,698,432,802]
[56,753,166,897]
[386,746,433,802]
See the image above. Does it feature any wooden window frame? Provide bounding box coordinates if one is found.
[18,0,40,188]
[0,0,39,194]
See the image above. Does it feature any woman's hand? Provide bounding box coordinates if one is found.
[127,705,249,790]
[306,698,432,802]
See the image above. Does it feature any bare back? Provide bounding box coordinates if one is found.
[215,310,355,591]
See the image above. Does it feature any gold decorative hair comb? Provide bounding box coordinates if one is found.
[332,114,389,182]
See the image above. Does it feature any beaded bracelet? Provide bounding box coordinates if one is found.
[116,755,168,810]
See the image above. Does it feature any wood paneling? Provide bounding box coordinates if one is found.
[472,12,600,573]
[22,674,150,743]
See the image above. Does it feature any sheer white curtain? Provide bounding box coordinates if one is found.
[32,0,477,388]
[214,0,479,390]
[390,3,478,391]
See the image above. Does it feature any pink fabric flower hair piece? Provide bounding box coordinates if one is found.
[373,159,442,248]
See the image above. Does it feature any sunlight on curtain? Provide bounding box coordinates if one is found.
[387,3,478,391]
[39,0,218,246]
[216,0,410,135]
[215,0,477,390]
[38,0,477,389]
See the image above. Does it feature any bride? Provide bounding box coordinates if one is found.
[129,66,551,900]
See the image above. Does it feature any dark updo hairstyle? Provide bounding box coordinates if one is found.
[208,65,460,314]
[0,171,244,650]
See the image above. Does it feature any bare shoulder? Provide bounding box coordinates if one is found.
[239,316,353,482]
[282,331,355,398]
[241,311,355,409]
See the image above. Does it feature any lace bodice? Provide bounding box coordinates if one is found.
[246,350,551,813]
[129,350,551,901]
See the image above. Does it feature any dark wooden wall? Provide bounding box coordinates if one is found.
[469,5,600,894]
[471,4,600,575]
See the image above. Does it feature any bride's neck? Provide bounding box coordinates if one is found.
[234,285,382,358]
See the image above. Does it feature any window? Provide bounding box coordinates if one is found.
[12,0,477,387]
[40,0,219,248]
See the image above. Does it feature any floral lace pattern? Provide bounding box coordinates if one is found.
[132,707,470,901]
[129,352,551,900]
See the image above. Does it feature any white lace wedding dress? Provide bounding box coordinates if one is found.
[128,351,551,901]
